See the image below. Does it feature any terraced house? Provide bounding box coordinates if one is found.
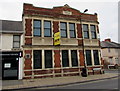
[22,3,103,79]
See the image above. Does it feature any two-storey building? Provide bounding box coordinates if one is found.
[101,39,120,69]
[0,20,23,80]
[22,3,103,79]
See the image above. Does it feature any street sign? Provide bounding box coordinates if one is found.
[54,32,60,46]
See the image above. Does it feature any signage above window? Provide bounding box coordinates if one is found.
[63,11,72,15]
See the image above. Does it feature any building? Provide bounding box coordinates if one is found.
[101,39,120,69]
[0,20,23,80]
[22,3,103,79]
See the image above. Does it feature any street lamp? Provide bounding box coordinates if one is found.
[81,9,88,77]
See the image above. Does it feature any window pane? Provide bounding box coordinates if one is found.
[62,50,69,67]
[90,25,96,32]
[34,20,41,36]
[44,21,51,28]
[44,29,51,37]
[34,20,41,28]
[93,50,100,65]
[34,29,41,36]
[13,36,20,41]
[69,23,75,30]
[13,42,20,48]
[33,50,42,69]
[61,30,67,37]
[60,22,66,29]
[91,25,96,39]
[70,30,76,38]
[85,50,92,66]
[45,50,52,68]
[91,32,96,39]
[84,31,89,39]
[83,24,88,31]
[71,50,78,67]
[60,22,67,38]
[83,24,89,39]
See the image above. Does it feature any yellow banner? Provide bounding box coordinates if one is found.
[54,32,60,45]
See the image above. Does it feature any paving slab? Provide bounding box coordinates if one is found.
[2,73,119,90]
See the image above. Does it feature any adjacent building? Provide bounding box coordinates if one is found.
[101,39,120,69]
[22,3,103,79]
[0,20,23,80]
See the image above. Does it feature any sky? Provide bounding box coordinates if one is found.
[0,0,119,43]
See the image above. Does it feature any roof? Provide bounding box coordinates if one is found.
[101,41,120,48]
[0,20,23,34]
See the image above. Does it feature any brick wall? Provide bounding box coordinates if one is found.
[24,50,32,70]
[23,3,98,22]
[25,19,32,36]
[54,50,61,68]
[79,50,85,66]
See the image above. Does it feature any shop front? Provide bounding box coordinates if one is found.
[1,51,22,80]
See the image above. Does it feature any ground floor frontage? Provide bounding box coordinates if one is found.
[23,46,103,79]
[1,51,23,80]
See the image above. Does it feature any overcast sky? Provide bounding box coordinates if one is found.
[0,0,119,42]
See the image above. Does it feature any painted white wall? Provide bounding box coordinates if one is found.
[1,34,13,51]
[19,57,23,80]
[101,48,120,65]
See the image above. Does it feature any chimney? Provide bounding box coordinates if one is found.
[105,38,111,42]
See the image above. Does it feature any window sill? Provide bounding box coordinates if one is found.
[12,48,21,51]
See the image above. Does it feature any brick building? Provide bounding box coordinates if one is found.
[22,3,103,79]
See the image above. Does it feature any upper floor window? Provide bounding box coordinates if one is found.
[90,25,97,39]
[44,21,51,37]
[13,35,20,48]
[83,24,89,39]
[60,22,67,38]
[33,20,41,36]
[69,23,76,38]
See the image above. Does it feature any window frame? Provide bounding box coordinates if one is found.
[62,50,69,67]
[71,50,78,67]
[69,23,76,38]
[93,50,100,65]
[33,20,41,37]
[85,50,92,66]
[44,20,52,37]
[33,50,42,69]
[44,50,53,68]
[13,35,20,48]
[90,25,97,39]
[83,24,89,39]
[60,22,67,38]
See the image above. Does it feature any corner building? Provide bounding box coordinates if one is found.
[22,3,103,79]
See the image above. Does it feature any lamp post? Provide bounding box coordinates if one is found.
[81,9,88,77]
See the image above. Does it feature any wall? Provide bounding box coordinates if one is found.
[101,48,119,65]
[1,34,13,51]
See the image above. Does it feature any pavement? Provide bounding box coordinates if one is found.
[2,72,119,90]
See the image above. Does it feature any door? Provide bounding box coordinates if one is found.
[2,57,18,80]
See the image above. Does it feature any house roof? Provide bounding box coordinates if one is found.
[0,20,23,34]
[101,41,120,48]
